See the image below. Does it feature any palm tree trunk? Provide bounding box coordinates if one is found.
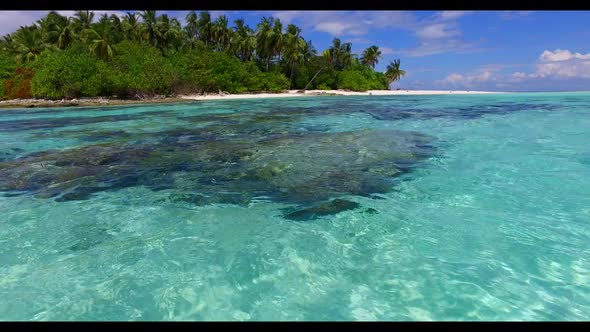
[304,64,326,90]
[289,60,295,89]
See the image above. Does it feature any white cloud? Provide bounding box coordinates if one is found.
[346,37,373,44]
[403,11,480,57]
[380,47,395,55]
[532,49,590,78]
[271,10,300,24]
[438,48,590,91]
[444,73,466,83]
[400,39,479,57]
[443,70,495,85]
[415,23,460,39]
[268,11,417,38]
[512,72,526,78]
[315,21,364,36]
[499,11,534,20]
[535,61,590,78]
[0,11,46,35]
[264,10,478,57]
[539,49,590,62]
[414,11,469,41]
[509,72,530,82]
[436,11,474,20]
[0,10,128,36]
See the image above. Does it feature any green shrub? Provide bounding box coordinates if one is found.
[336,69,388,91]
[111,41,175,97]
[0,53,17,99]
[30,46,115,99]
[169,50,289,94]
[3,67,35,99]
[337,70,370,91]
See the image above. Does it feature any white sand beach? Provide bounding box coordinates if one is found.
[180,89,504,101]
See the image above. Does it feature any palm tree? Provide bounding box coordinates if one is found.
[231,18,255,61]
[122,12,140,41]
[85,16,115,61]
[155,14,182,50]
[360,45,382,69]
[57,26,76,49]
[324,38,353,70]
[0,35,18,55]
[270,18,283,63]
[256,17,274,71]
[301,39,316,63]
[72,10,94,34]
[385,59,406,87]
[109,14,123,43]
[211,15,231,52]
[255,17,284,71]
[339,41,353,69]
[283,24,306,88]
[185,11,199,41]
[140,10,158,47]
[37,11,75,50]
[197,11,212,47]
[12,25,51,63]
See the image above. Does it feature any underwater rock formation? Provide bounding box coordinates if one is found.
[283,199,361,221]
[0,129,434,211]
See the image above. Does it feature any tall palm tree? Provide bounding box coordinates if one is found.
[56,25,76,49]
[154,14,182,50]
[185,11,199,41]
[255,17,284,71]
[385,59,406,87]
[325,38,353,70]
[283,24,306,88]
[12,25,51,63]
[38,11,75,49]
[324,38,340,64]
[140,10,158,47]
[72,10,94,34]
[256,17,274,71]
[85,16,115,60]
[360,45,382,69]
[211,15,231,52]
[270,18,283,63]
[0,35,18,55]
[339,41,353,69]
[197,11,212,47]
[122,12,140,41]
[231,18,255,61]
[301,39,316,63]
[109,14,123,43]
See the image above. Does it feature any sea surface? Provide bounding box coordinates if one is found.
[0,92,589,321]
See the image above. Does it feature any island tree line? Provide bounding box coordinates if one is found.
[0,11,406,100]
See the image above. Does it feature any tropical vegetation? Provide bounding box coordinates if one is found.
[0,11,406,100]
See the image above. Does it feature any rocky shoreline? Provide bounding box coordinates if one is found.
[0,96,196,109]
[0,89,504,109]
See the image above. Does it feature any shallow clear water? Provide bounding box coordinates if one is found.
[1,92,589,320]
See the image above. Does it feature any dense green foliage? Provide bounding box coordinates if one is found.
[30,44,115,99]
[0,11,406,100]
[0,53,17,99]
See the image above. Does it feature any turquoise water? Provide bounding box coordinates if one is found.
[1,92,589,320]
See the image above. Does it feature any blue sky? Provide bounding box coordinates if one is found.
[1,10,590,91]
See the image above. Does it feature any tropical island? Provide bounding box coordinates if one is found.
[0,10,413,107]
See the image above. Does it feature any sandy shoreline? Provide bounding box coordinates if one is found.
[0,90,505,109]
[180,89,504,101]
